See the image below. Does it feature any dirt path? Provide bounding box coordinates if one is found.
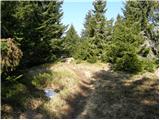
[60,63,99,118]
[1,60,109,119]
[17,62,106,119]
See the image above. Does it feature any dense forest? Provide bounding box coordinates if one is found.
[1,0,159,119]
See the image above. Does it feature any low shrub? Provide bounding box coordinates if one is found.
[32,72,53,88]
[87,55,97,63]
[142,59,157,72]
[1,82,27,100]
[106,42,143,73]
[113,53,143,73]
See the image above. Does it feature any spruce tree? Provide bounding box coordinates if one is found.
[1,1,18,38]
[92,0,107,37]
[37,1,66,63]
[12,1,66,66]
[79,0,110,62]
[38,1,65,40]
[123,0,159,57]
[13,1,44,66]
[81,10,94,38]
[107,14,145,73]
[63,25,80,57]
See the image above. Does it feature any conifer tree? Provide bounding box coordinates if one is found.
[81,0,107,39]
[12,1,65,66]
[92,0,107,37]
[79,0,110,62]
[36,1,66,63]
[107,14,145,73]
[81,10,94,38]
[123,0,159,57]
[38,1,65,40]
[1,1,18,38]
[63,25,80,57]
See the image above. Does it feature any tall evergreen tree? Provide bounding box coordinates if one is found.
[92,0,107,37]
[79,0,110,62]
[123,0,159,57]
[63,25,80,57]
[12,1,66,66]
[1,1,18,38]
[106,14,145,73]
[38,1,65,40]
[81,10,94,38]
[81,0,107,39]
[36,1,66,63]
[13,1,43,66]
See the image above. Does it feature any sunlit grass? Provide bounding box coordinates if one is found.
[20,63,81,118]
[2,60,158,119]
[41,95,69,118]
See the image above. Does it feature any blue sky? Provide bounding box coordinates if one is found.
[62,0,125,35]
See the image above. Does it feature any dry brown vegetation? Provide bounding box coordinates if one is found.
[1,61,159,119]
[78,70,159,119]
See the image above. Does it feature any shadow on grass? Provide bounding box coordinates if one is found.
[2,65,158,119]
[64,81,93,118]
[1,63,93,119]
[1,65,51,119]
[81,70,159,119]
[38,76,94,119]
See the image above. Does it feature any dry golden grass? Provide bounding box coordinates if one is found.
[78,70,159,119]
[1,61,158,119]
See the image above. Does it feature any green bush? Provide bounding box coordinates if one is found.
[1,82,27,100]
[107,43,143,73]
[113,53,143,73]
[32,72,53,88]
[142,59,157,72]
[87,55,97,63]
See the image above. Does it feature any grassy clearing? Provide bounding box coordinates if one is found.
[41,93,71,118]
[1,62,81,118]
[36,63,81,118]
[78,70,158,119]
[1,61,158,119]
